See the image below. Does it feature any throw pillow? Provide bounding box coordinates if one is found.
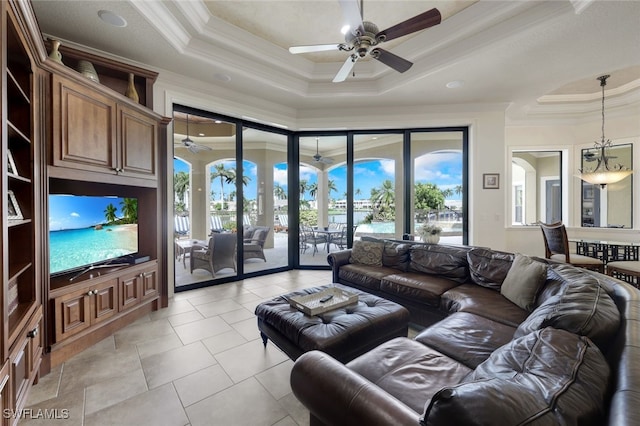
[349,240,384,266]
[500,253,547,311]
[360,236,410,270]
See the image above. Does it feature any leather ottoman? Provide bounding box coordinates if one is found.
[255,284,410,363]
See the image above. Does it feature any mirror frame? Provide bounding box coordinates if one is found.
[580,143,633,228]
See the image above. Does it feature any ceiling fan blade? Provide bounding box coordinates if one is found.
[333,55,358,83]
[376,8,441,42]
[289,44,341,54]
[338,0,364,35]
[320,157,334,165]
[371,48,413,73]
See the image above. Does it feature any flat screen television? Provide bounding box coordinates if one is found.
[49,194,138,276]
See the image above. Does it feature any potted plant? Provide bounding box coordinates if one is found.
[417,223,442,244]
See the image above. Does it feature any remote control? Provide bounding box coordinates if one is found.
[319,295,333,303]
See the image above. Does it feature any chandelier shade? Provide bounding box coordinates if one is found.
[576,75,633,188]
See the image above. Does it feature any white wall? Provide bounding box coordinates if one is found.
[505,110,640,257]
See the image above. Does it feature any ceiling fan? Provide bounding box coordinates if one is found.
[179,114,212,154]
[313,137,334,164]
[289,0,441,83]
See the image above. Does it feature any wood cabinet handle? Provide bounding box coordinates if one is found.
[27,327,38,338]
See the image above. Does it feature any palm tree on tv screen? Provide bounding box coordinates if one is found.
[104,204,118,224]
[120,198,138,223]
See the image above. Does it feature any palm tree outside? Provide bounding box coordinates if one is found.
[174,171,189,205]
[211,163,231,204]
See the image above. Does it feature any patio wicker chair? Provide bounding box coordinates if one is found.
[190,233,237,276]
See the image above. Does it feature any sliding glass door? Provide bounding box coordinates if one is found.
[298,135,347,266]
[173,106,292,289]
[173,109,238,288]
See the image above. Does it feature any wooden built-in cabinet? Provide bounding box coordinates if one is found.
[1,0,169,409]
[2,0,44,420]
[50,73,158,182]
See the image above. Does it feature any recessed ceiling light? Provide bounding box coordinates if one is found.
[198,133,205,136]
[214,120,222,124]
[213,73,231,82]
[98,10,127,28]
[446,80,464,89]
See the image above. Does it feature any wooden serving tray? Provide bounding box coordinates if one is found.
[289,287,359,316]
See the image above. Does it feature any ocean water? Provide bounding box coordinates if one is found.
[50,224,138,274]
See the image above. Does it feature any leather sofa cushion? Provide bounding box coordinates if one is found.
[440,284,528,327]
[408,244,470,283]
[346,337,472,414]
[415,312,516,369]
[515,264,620,350]
[338,264,399,291]
[382,241,412,271]
[381,273,460,307]
[466,248,514,290]
[423,327,610,425]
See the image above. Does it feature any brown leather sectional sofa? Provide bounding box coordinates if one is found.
[290,240,640,425]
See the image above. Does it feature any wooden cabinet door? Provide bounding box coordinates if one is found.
[53,287,92,342]
[0,361,9,426]
[51,74,117,173]
[91,279,118,325]
[119,272,141,312]
[25,307,43,382]
[118,105,157,180]
[9,336,29,422]
[140,266,158,300]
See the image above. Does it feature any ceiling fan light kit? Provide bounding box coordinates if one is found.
[180,114,212,154]
[289,0,441,83]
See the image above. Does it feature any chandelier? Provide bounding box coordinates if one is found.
[576,75,633,188]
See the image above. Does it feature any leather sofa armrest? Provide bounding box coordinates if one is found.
[291,351,420,426]
[327,250,352,283]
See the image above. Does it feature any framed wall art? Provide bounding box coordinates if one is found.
[7,190,23,220]
[483,173,500,189]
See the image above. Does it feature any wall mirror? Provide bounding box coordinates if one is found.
[580,143,633,228]
[511,150,562,225]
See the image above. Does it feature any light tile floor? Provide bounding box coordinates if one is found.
[20,270,340,426]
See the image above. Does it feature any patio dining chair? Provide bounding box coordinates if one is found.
[300,225,327,256]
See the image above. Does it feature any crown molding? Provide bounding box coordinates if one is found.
[537,79,640,104]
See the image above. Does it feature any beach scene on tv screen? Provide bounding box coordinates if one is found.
[49,195,138,274]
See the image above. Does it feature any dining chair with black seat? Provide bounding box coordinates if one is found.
[539,221,604,273]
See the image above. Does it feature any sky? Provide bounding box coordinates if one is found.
[49,195,128,231]
[174,151,462,202]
